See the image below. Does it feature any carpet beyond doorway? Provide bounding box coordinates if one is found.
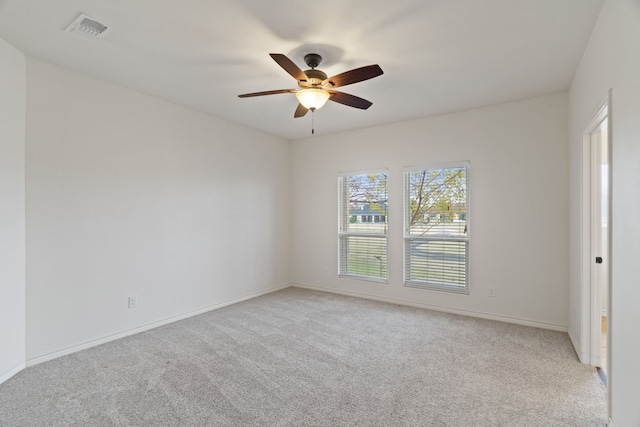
[0,287,606,426]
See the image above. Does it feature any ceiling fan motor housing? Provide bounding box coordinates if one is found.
[300,69,328,87]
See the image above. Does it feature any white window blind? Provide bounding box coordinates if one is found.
[338,171,388,282]
[404,163,469,293]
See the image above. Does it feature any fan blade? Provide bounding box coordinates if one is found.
[270,53,309,83]
[322,64,383,88]
[294,103,309,118]
[328,91,373,109]
[238,89,295,98]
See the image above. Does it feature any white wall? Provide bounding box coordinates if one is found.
[0,39,26,383]
[569,0,640,425]
[25,58,291,362]
[291,93,569,329]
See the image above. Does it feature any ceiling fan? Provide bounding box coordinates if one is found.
[238,53,383,118]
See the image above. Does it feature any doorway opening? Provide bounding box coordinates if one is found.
[590,116,608,376]
[581,94,611,392]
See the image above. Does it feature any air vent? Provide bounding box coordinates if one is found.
[65,13,112,41]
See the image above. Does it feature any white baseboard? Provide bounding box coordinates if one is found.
[568,328,585,363]
[608,418,615,427]
[292,283,568,332]
[26,284,291,367]
[26,282,569,366]
[0,362,26,386]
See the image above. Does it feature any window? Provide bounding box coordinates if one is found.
[404,163,469,293]
[338,171,388,282]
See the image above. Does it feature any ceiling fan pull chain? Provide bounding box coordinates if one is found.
[311,108,315,135]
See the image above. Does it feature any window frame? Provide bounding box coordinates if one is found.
[403,162,470,294]
[338,169,389,284]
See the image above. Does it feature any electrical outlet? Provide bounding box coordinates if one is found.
[128,296,138,308]
[489,288,496,297]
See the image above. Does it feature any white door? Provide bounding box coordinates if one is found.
[589,118,609,372]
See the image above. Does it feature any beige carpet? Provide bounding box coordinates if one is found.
[0,287,606,426]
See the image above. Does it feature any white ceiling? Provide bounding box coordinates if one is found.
[0,0,604,141]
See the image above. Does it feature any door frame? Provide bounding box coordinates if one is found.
[580,90,612,410]
[588,107,607,368]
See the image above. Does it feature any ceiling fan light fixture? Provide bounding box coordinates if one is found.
[296,88,330,110]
